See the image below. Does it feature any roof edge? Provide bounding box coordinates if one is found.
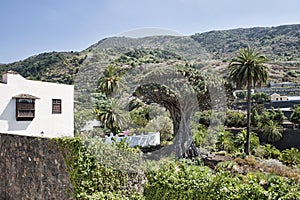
[12,93,40,99]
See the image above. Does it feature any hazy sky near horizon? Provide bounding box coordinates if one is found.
[1,0,300,63]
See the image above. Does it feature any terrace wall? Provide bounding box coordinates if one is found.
[0,133,73,200]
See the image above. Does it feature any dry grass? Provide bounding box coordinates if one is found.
[222,156,300,184]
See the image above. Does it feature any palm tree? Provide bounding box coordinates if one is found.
[290,105,300,128]
[229,46,268,155]
[97,65,123,98]
[261,120,282,144]
[96,65,128,134]
[95,97,129,135]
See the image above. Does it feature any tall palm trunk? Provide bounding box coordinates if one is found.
[229,47,268,155]
[245,76,251,155]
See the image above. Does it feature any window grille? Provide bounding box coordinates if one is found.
[52,99,62,114]
[16,99,35,121]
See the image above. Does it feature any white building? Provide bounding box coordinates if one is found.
[0,71,74,138]
[270,93,289,102]
[270,93,300,102]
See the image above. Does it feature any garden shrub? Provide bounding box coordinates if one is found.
[290,105,300,126]
[54,137,144,199]
[215,160,238,172]
[280,148,300,166]
[144,160,300,200]
[261,144,281,159]
[144,115,173,142]
[226,110,246,127]
[216,129,260,154]
[53,137,300,200]
[258,109,286,127]
[192,123,207,147]
[216,130,235,153]
[251,107,260,127]
[130,107,150,128]
[194,110,211,126]
[144,161,213,199]
[253,145,266,158]
[80,191,144,200]
[234,130,260,154]
[272,108,286,123]
[261,120,282,144]
[251,92,270,103]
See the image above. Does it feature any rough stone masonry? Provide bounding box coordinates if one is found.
[0,133,73,200]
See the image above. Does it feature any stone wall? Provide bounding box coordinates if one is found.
[227,128,300,150]
[274,129,300,150]
[0,133,73,200]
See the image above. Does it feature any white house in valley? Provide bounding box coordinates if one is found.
[270,93,289,102]
[0,71,74,138]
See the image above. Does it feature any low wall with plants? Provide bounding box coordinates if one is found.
[54,136,145,199]
[274,129,300,150]
[0,133,73,200]
[2,132,299,199]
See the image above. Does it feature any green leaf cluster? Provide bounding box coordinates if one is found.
[1,51,84,84]
[144,160,300,200]
[53,137,143,199]
[290,105,300,126]
[280,148,300,166]
[226,110,247,127]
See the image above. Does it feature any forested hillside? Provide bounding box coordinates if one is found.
[1,24,299,86]
[191,24,300,83]
[0,51,86,84]
[1,24,299,85]
[192,24,300,61]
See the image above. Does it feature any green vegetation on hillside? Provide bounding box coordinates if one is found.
[191,24,300,61]
[112,49,184,67]
[1,24,299,87]
[54,137,300,199]
[0,51,86,84]
[54,137,143,199]
[2,24,298,199]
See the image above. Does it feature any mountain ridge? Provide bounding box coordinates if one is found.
[1,24,299,85]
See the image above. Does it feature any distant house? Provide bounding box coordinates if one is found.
[270,93,288,102]
[0,71,74,138]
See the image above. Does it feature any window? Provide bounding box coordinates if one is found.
[52,99,62,114]
[16,99,35,121]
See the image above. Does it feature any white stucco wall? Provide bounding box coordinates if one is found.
[0,72,74,138]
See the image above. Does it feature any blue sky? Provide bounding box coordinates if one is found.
[1,0,300,63]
